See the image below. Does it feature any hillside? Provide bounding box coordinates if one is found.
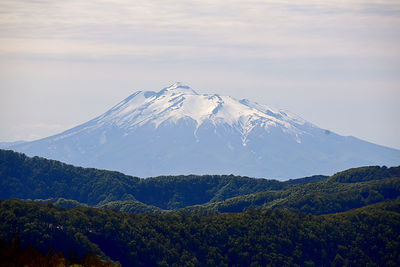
[180,172,400,215]
[1,149,399,216]
[1,198,399,266]
[0,149,318,210]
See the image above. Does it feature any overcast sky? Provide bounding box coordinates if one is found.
[0,0,399,149]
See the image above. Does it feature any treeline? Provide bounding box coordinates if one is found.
[0,149,326,210]
[1,149,399,216]
[101,166,400,215]
[1,198,399,266]
[330,165,400,183]
[180,175,400,215]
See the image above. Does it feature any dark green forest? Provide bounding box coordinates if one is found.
[1,150,399,216]
[0,149,327,211]
[180,172,400,215]
[1,199,400,266]
[1,149,400,266]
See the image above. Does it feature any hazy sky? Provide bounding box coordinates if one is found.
[0,0,399,149]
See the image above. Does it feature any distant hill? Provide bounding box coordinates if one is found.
[8,83,400,179]
[179,171,400,215]
[1,149,399,216]
[1,149,317,211]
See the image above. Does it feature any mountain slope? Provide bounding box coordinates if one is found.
[9,82,400,179]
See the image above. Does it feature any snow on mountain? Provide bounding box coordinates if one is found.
[63,82,308,145]
[8,82,400,179]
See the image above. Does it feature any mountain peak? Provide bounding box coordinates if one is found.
[93,83,309,143]
[160,82,198,95]
[169,82,185,89]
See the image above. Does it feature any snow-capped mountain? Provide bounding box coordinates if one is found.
[9,83,400,179]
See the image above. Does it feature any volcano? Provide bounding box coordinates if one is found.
[9,82,400,179]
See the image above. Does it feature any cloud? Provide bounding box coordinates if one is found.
[0,0,399,62]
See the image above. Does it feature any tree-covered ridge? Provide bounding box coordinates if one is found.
[103,167,400,215]
[179,176,400,215]
[2,149,400,215]
[0,149,325,210]
[0,150,400,215]
[97,200,163,214]
[329,165,400,183]
[35,198,89,209]
[0,149,140,205]
[1,198,399,266]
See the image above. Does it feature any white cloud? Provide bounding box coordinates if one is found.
[1,0,399,61]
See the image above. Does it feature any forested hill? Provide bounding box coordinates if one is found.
[180,165,400,215]
[1,198,399,266]
[0,149,326,210]
[1,149,400,215]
